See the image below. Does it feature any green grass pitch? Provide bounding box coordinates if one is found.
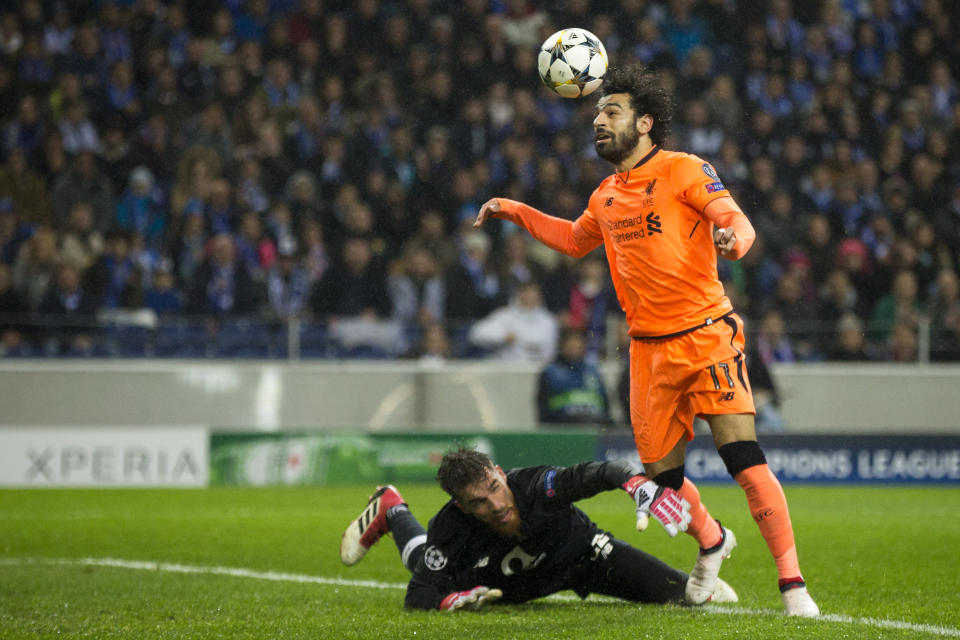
[2,484,959,639]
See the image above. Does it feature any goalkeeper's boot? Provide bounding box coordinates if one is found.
[340,485,406,566]
[781,580,820,617]
[685,524,737,605]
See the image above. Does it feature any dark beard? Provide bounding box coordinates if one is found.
[595,125,640,165]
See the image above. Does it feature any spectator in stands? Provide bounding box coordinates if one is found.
[3,94,43,156]
[12,225,57,312]
[745,346,786,433]
[0,261,27,337]
[115,166,166,249]
[170,146,220,222]
[388,244,445,329]
[50,150,115,233]
[565,255,616,359]
[869,269,923,344]
[0,199,30,265]
[144,260,182,317]
[59,202,104,271]
[186,233,260,316]
[755,309,795,364]
[235,210,276,279]
[929,269,960,361]
[887,321,918,362]
[264,237,309,322]
[829,313,870,361]
[58,99,100,155]
[446,230,502,322]
[38,262,98,355]
[83,229,140,310]
[469,280,557,362]
[536,328,612,427]
[816,269,864,350]
[412,322,452,365]
[308,236,390,319]
[0,146,49,228]
[497,233,544,301]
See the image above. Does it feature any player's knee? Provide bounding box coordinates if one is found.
[652,466,685,491]
[717,440,767,477]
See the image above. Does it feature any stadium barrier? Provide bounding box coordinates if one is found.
[2,360,960,433]
[208,431,960,486]
[3,427,957,487]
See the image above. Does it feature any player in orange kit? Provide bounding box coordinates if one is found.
[474,63,819,617]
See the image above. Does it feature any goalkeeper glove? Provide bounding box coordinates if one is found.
[622,475,692,537]
[438,586,503,612]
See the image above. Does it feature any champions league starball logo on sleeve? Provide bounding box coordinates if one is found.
[702,163,726,192]
[424,545,448,571]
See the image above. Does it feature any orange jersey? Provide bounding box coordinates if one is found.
[496,146,755,337]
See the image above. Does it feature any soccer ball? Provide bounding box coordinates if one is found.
[537,28,608,98]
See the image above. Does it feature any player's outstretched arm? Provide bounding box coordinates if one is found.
[622,475,692,537]
[474,197,602,258]
[438,586,503,612]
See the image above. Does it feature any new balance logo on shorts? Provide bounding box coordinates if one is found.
[719,392,735,401]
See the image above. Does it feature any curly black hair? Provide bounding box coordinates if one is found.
[600,63,674,146]
[436,446,496,500]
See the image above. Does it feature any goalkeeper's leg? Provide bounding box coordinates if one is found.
[575,534,687,604]
[340,486,426,570]
[388,505,427,571]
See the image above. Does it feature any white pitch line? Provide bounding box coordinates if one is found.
[4,557,960,638]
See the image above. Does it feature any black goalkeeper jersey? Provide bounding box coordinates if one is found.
[404,460,637,610]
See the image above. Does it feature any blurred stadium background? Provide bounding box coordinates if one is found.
[0,1,959,635]
[0,0,957,478]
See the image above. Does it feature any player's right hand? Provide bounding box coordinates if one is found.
[474,198,502,228]
[438,586,503,612]
[622,475,692,537]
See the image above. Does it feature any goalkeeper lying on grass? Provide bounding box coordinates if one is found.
[340,446,737,611]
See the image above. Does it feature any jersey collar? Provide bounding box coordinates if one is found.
[615,145,660,185]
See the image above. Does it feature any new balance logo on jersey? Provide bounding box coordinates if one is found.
[604,197,614,207]
[646,212,662,234]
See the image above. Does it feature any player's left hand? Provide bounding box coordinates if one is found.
[439,586,504,612]
[714,227,736,257]
[622,475,692,537]
[474,198,502,228]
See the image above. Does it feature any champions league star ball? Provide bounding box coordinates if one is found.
[537,27,608,98]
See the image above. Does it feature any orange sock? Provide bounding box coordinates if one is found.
[735,464,802,582]
[678,478,723,550]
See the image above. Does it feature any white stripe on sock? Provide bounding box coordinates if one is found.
[401,534,427,570]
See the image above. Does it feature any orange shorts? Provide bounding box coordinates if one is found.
[628,313,755,464]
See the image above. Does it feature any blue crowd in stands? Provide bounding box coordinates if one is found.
[0,0,958,362]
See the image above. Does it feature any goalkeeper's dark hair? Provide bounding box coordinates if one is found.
[437,446,496,500]
[600,63,674,146]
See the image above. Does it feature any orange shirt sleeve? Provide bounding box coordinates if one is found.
[703,197,756,260]
[671,155,755,260]
[494,198,603,258]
